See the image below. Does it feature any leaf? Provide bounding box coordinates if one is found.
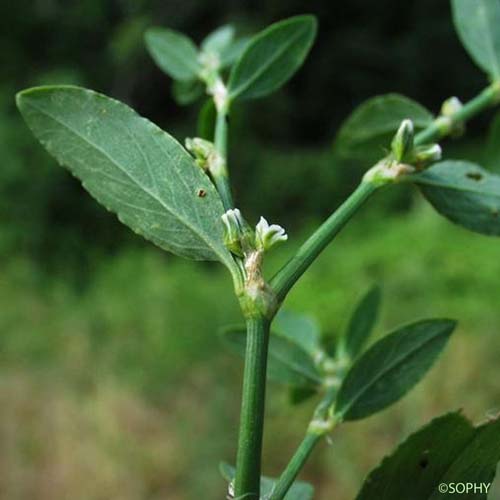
[356,412,500,500]
[452,0,500,78]
[201,24,235,55]
[197,99,216,139]
[289,386,318,406]
[228,15,317,101]
[333,94,434,164]
[273,310,322,357]
[340,285,381,360]
[486,111,500,172]
[412,160,500,236]
[220,462,314,500]
[220,36,251,68]
[172,79,204,105]
[335,319,456,421]
[16,86,235,270]
[144,27,201,81]
[221,326,322,387]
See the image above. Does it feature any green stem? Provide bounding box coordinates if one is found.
[269,388,338,500]
[270,181,378,303]
[415,82,500,145]
[235,316,271,499]
[270,82,500,305]
[213,109,234,210]
[261,82,500,500]
[270,433,321,499]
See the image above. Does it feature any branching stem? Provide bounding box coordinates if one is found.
[269,388,339,500]
[270,81,500,304]
[266,81,500,499]
[270,181,378,303]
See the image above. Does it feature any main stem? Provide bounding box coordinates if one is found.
[234,316,271,498]
[213,109,234,210]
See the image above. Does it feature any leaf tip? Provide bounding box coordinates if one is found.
[433,318,458,335]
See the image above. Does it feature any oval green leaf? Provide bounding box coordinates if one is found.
[452,0,500,78]
[221,326,322,387]
[16,86,235,270]
[220,36,251,68]
[220,462,314,500]
[339,285,381,360]
[201,24,235,55]
[333,94,434,164]
[412,160,500,236]
[273,310,322,358]
[144,27,201,81]
[356,412,500,500]
[335,319,456,421]
[228,15,317,101]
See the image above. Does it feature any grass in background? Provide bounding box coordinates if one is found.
[1,199,499,499]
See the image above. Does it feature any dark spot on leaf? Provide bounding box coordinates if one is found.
[466,171,483,181]
[492,208,499,218]
[197,189,207,198]
[419,450,430,469]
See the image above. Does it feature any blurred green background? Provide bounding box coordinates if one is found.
[1,1,500,499]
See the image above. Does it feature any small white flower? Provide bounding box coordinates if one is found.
[255,216,288,251]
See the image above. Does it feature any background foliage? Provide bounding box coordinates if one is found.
[1,1,499,499]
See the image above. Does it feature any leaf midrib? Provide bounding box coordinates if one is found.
[339,328,446,417]
[229,21,309,98]
[416,175,500,197]
[25,96,227,263]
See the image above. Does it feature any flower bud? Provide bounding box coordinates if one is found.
[440,97,465,138]
[185,137,216,171]
[391,119,414,162]
[413,143,442,167]
[221,209,253,257]
[441,96,463,117]
[255,217,288,252]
